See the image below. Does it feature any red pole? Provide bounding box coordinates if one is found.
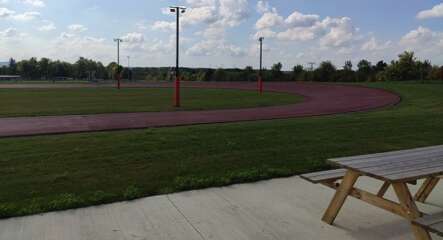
[117,74,121,89]
[259,76,263,94]
[175,76,180,107]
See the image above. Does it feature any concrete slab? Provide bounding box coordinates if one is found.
[1,176,442,240]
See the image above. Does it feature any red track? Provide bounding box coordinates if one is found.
[0,82,400,138]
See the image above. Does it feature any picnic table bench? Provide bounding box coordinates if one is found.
[301,145,443,240]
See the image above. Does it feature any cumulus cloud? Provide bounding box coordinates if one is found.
[151,21,175,31]
[19,0,45,8]
[285,11,319,28]
[361,37,391,51]
[0,27,19,38]
[0,7,14,18]
[400,26,439,45]
[187,39,245,57]
[68,24,88,33]
[38,20,56,31]
[417,3,443,19]
[255,10,283,30]
[12,11,40,21]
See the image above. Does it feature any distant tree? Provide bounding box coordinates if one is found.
[271,62,283,80]
[214,68,226,82]
[374,61,388,73]
[315,61,336,82]
[343,60,353,71]
[38,58,51,80]
[292,65,304,81]
[8,58,17,75]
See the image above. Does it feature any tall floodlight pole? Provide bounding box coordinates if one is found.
[258,37,264,94]
[114,38,123,89]
[170,6,186,107]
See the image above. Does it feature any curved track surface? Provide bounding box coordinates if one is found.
[0,82,400,138]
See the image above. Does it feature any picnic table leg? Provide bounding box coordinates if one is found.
[415,177,440,203]
[322,170,360,225]
[392,183,431,240]
[377,182,391,197]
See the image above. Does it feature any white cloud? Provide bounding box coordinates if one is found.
[255,10,283,30]
[19,0,45,8]
[400,26,438,45]
[38,21,56,31]
[285,11,319,28]
[277,27,317,41]
[12,11,40,21]
[121,32,145,50]
[256,1,270,14]
[361,37,391,51]
[0,7,14,18]
[417,3,443,19]
[68,24,88,33]
[319,17,359,48]
[187,39,245,57]
[151,21,175,31]
[0,27,18,38]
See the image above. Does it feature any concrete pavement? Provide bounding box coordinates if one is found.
[1,176,442,240]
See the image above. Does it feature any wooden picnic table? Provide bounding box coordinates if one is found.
[323,145,443,240]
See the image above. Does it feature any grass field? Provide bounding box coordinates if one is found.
[0,88,300,117]
[0,82,442,218]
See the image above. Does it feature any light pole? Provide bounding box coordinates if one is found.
[258,37,264,94]
[170,6,186,107]
[114,38,123,89]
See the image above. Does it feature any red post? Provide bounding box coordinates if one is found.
[117,74,121,89]
[258,75,263,94]
[175,76,180,107]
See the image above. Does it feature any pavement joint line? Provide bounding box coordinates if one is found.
[166,194,206,240]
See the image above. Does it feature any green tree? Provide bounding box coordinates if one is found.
[343,60,353,71]
[271,62,283,80]
[292,65,304,81]
[314,61,337,82]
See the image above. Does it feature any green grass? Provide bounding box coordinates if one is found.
[0,88,300,117]
[0,82,442,218]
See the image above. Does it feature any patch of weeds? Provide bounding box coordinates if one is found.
[123,185,142,200]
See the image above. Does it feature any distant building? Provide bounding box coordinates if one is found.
[0,75,21,81]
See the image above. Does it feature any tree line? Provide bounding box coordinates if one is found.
[1,51,442,82]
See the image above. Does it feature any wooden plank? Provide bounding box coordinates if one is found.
[414,212,443,226]
[322,170,360,225]
[415,178,440,203]
[331,145,443,164]
[300,169,346,184]
[386,164,443,182]
[323,182,411,219]
[363,157,443,177]
[427,222,443,237]
[346,151,443,170]
[392,183,431,240]
[414,212,443,237]
[377,182,391,197]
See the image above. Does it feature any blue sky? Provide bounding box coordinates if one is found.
[1,0,443,69]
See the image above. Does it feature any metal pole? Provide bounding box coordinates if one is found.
[175,8,180,107]
[169,6,186,107]
[258,37,264,94]
[114,38,123,89]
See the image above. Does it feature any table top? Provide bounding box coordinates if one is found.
[329,145,443,183]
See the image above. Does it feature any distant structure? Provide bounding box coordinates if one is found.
[308,62,316,71]
[0,75,21,81]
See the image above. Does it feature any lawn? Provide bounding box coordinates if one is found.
[0,87,300,117]
[0,82,442,218]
